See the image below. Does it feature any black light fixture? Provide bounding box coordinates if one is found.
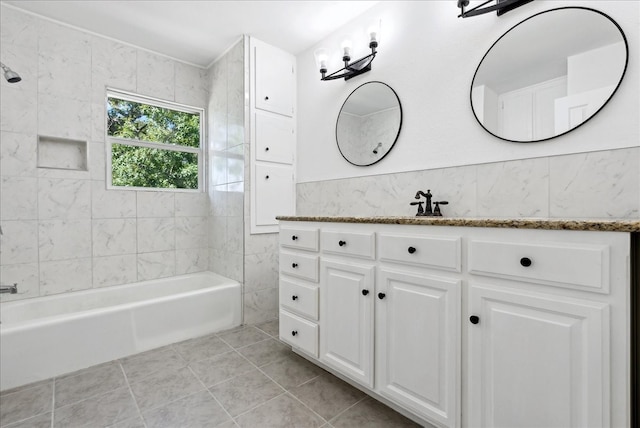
[458,0,533,18]
[314,21,380,81]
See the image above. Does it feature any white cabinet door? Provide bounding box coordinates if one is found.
[377,268,460,428]
[254,164,294,227]
[255,110,294,164]
[320,259,374,388]
[499,90,533,141]
[253,40,295,117]
[468,282,609,428]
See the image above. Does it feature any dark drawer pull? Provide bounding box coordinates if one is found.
[520,257,532,267]
[265,96,269,100]
[470,315,480,324]
[265,175,270,179]
[408,246,416,254]
[291,330,297,336]
[338,240,346,247]
[378,292,386,300]
[291,235,298,241]
[361,289,369,296]
[265,147,270,151]
[291,295,298,301]
[292,263,298,268]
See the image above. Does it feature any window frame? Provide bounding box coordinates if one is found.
[105,88,205,193]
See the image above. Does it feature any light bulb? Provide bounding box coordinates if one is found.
[368,20,381,46]
[314,48,329,72]
[341,39,352,60]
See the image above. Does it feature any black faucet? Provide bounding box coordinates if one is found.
[412,190,449,217]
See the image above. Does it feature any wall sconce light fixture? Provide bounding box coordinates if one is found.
[458,0,533,18]
[314,21,380,81]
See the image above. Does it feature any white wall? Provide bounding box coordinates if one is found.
[296,0,639,183]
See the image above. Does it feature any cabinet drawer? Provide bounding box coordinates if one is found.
[280,251,319,282]
[468,240,609,293]
[279,310,318,357]
[321,230,375,259]
[280,278,319,320]
[280,227,319,251]
[378,233,461,272]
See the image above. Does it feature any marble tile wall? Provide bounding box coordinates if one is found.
[208,38,278,323]
[206,37,279,325]
[207,40,245,285]
[297,147,640,220]
[0,6,210,302]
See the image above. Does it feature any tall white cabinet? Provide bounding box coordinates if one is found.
[250,38,296,234]
[278,220,633,428]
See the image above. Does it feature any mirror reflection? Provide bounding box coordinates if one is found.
[336,81,402,166]
[471,7,628,143]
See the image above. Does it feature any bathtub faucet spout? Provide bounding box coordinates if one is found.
[0,283,18,294]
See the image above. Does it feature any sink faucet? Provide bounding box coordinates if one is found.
[0,283,18,294]
[412,190,449,217]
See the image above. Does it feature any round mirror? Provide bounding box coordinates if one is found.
[471,7,628,143]
[336,81,402,166]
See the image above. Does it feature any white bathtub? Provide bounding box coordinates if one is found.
[0,271,241,391]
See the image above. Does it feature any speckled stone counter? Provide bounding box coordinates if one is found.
[276,216,640,233]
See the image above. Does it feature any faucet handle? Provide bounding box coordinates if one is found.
[410,201,424,216]
[433,201,449,217]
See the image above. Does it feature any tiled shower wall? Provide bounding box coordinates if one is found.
[0,5,210,302]
[208,40,245,283]
[297,147,640,219]
[208,37,280,324]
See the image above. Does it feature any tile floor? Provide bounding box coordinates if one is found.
[0,320,422,428]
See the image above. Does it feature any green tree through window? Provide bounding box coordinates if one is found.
[107,94,202,190]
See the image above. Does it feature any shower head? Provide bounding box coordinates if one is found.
[0,62,22,83]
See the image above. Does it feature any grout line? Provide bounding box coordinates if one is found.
[326,395,368,426]
[50,378,55,428]
[187,365,236,425]
[118,362,148,428]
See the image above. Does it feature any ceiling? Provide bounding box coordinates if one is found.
[3,0,379,68]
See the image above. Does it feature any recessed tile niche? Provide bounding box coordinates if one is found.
[37,135,88,171]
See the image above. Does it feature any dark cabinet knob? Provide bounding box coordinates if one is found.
[265,96,269,100]
[408,246,416,254]
[265,147,270,151]
[361,289,369,296]
[265,175,270,179]
[291,295,298,301]
[378,292,386,300]
[470,315,480,324]
[291,263,298,268]
[291,235,298,241]
[520,257,532,267]
[338,240,346,247]
[291,330,297,336]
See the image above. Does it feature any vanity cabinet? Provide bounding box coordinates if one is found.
[250,38,296,234]
[320,259,375,387]
[278,225,319,357]
[464,228,627,428]
[467,282,608,427]
[278,220,632,428]
[376,268,460,427]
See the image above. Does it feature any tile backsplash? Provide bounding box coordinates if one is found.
[297,147,640,220]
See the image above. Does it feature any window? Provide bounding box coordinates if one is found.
[106,90,204,191]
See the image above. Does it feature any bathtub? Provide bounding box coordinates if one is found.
[0,271,241,391]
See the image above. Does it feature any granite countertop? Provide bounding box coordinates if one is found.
[276,216,640,232]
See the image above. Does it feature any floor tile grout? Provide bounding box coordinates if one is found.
[3,321,417,428]
[118,362,149,428]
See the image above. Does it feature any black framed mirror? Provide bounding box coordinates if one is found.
[336,81,402,166]
[471,7,628,143]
